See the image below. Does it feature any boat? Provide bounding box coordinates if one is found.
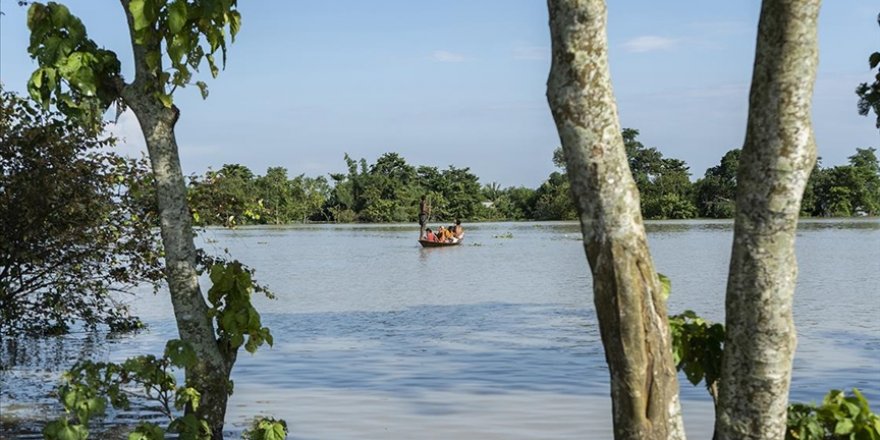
[418,239,462,248]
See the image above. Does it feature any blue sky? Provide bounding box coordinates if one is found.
[1,0,877,188]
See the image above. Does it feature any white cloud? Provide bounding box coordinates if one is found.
[430,50,466,63]
[512,45,550,61]
[622,36,678,53]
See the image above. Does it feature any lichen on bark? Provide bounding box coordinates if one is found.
[715,1,821,439]
[546,1,685,439]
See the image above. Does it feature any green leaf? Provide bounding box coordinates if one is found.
[843,399,862,417]
[267,422,287,440]
[157,92,173,108]
[44,420,89,440]
[228,10,241,41]
[77,397,106,423]
[206,53,219,78]
[28,68,48,105]
[195,81,209,99]
[128,422,165,440]
[146,50,161,72]
[870,52,880,69]
[49,3,72,26]
[61,386,79,411]
[30,67,44,88]
[175,387,201,411]
[835,418,855,435]
[27,3,46,30]
[165,339,197,368]
[825,389,845,406]
[128,0,151,31]
[263,328,274,347]
[168,35,187,66]
[168,0,188,34]
[231,332,244,349]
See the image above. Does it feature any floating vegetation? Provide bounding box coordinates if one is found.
[493,232,513,239]
[470,242,483,247]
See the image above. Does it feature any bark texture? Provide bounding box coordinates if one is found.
[546,1,684,439]
[715,1,821,439]
[120,1,234,438]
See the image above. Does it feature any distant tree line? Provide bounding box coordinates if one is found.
[186,129,879,226]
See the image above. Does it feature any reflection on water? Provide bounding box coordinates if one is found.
[2,219,878,439]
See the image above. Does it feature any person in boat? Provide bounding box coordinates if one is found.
[438,226,454,242]
[453,219,464,240]
[424,228,438,242]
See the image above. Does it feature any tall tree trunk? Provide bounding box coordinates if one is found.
[715,1,821,439]
[120,1,234,438]
[546,1,685,439]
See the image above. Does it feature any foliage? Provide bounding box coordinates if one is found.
[695,149,740,218]
[668,310,725,400]
[188,164,263,227]
[804,148,880,217]
[856,13,880,130]
[26,0,242,121]
[498,186,538,220]
[786,389,880,440]
[187,144,877,225]
[23,1,271,437]
[623,129,697,219]
[43,340,211,440]
[323,153,482,223]
[668,304,880,438]
[532,171,577,220]
[188,164,331,226]
[0,89,162,336]
[41,258,280,440]
[25,2,123,126]
[205,259,274,356]
[255,168,330,224]
[241,417,288,440]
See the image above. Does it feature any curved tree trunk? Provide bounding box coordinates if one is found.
[546,1,685,439]
[119,1,234,438]
[124,97,234,439]
[715,1,821,439]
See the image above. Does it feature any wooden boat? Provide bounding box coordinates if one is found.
[418,239,462,248]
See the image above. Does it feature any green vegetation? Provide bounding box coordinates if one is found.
[185,130,879,226]
[667,306,880,440]
[42,260,281,440]
[0,89,162,336]
[23,0,283,436]
[669,310,724,404]
[856,13,880,130]
[803,149,880,217]
[787,389,880,440]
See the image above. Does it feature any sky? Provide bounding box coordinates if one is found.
[1,0,878,188]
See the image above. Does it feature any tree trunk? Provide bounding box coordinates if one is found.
[546,1,685,439]
[715,1,820,439]
[126,98,233,439]
[119,1,234,438]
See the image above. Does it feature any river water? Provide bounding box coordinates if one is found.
[2,219,878,439]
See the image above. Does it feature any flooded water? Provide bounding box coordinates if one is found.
[2,219,879,439]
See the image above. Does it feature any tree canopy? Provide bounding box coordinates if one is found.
[856,13,880,129]
[185,138,878,226]
[0,89,162,336]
